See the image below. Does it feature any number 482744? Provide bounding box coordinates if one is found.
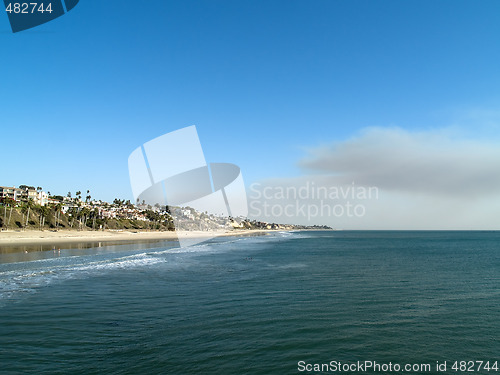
[5,3,53,13]
[452,361,499,372]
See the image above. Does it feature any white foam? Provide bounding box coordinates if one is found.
[0,251,167,302]
[0,231,296,303]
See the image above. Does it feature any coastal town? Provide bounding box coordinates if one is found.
[0,185,330,232]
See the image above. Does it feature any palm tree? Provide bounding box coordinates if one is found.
[2,199,6,229]
[92,207,99,230]
[25,199,33,228]
[68,207,77,228]
[7,198,15,228]
[54,203,63,229]
[39,205,50,230]
[80,207,91,230]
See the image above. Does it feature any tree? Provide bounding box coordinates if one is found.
[7,198,15,228]
[1,197,16,229]
[2,200,6,229]
[39,205,50,230]
[54,203,63,229]
[79,207,91,230]
[25,199,33,228]
[91,207,99,230]
[113,198,124,207]
[68,206,78,228]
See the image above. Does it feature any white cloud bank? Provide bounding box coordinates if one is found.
[247,127,500,229]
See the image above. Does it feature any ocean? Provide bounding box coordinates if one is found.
[0,231,499,374]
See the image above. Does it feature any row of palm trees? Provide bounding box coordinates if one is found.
[1,188,175,231]
[0,198,58,230]
[69,189,92,203]
[0,187,93,230]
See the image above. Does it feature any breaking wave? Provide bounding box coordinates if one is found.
[0,230,298,303]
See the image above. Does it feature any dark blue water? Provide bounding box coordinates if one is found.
[1,231,499,374]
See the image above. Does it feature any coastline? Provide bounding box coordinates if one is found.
[0,229,272,253]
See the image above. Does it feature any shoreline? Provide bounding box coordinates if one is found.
[0,229,272,252]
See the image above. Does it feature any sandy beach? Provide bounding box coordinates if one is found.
[0,229,270,252]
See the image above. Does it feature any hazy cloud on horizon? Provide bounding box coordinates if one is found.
[299,127,500,197]
[247,127,500,229]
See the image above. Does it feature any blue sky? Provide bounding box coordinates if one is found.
[2,0,500,216]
